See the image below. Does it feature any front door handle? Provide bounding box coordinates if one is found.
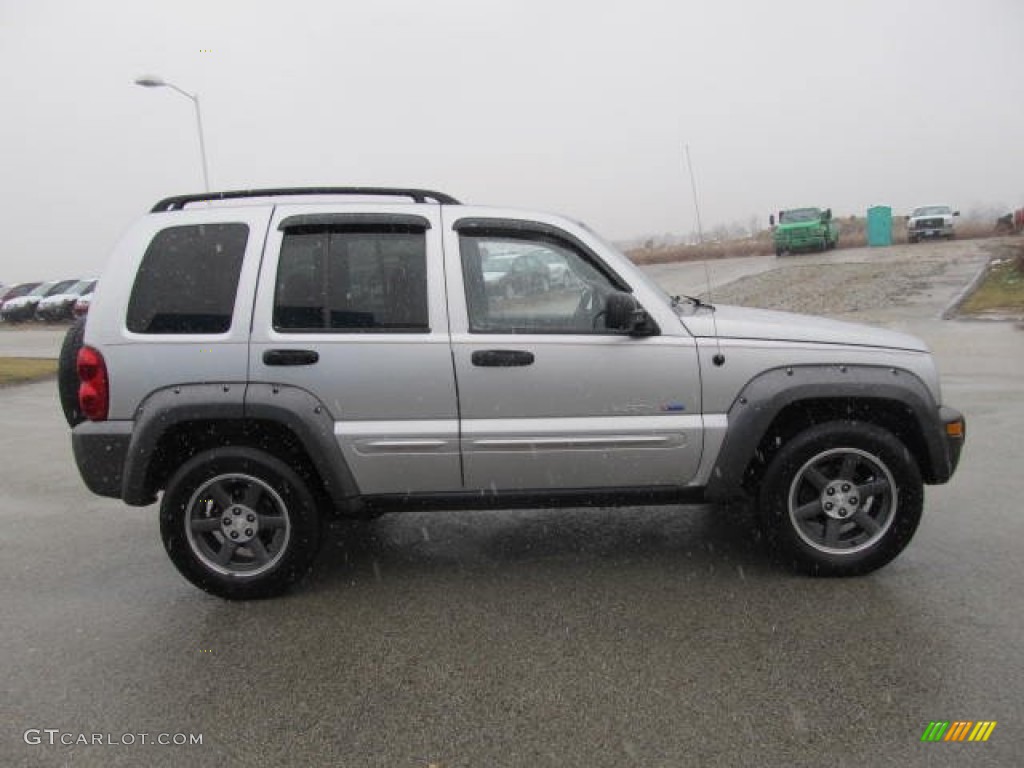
[263,349,320,366]
[471,349,535,367]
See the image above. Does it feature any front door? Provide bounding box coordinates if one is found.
[442,209,704,492]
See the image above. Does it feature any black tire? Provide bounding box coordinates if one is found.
[775,248,784,257]
[908,235,917,244]
[58,318,86,427]
[160,447,323,599]
[758,421,923,576]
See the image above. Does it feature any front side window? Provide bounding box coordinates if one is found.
[273,227,428,333]
[127,223,248,334]
[460,232,621,333]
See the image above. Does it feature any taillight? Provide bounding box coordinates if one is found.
[77,346,109,421]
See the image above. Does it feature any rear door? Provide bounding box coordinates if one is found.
[249,205,460,495]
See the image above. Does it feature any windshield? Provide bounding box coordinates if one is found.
[780,208,822,223]
[66,279,96,295]
[912,205,951,217]
[27,282,56,297]
[44,280,77,296]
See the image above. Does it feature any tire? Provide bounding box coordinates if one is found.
[758,421,923,576]
[160,447,323,599]
[908,235,917,244]
[775,248,784,257]
[58,318,86,427]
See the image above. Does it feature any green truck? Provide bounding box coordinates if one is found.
[772,207,839,256]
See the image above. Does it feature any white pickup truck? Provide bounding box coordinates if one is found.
[907,204,959,242]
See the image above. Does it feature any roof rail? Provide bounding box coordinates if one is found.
[151,187,461,212]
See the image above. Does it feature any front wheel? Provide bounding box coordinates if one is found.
[160,447,322,599]
[758,422,923,576]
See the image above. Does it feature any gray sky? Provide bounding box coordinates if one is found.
[1,0,1022,282]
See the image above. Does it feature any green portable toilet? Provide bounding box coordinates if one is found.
[867,205,892,247]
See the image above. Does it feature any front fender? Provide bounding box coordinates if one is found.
[704,364,954,502]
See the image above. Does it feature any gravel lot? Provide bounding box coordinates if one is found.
[693,239,993,320]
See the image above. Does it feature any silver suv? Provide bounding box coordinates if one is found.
[64,188,965,599]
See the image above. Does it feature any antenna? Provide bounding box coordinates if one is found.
[684,144,724,366]
[684,144,705,243]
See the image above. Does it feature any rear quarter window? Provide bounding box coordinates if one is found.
[126,223,249,334]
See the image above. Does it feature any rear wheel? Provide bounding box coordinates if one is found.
[759,421,923,576]
[58,318,86,427]
[160,447,322,599]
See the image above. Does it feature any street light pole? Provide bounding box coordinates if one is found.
[134,75,211,192]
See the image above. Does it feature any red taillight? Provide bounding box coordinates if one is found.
[77,346,109,421]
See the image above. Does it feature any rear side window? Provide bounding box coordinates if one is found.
[273,227,428,333]
[127,224,248,334]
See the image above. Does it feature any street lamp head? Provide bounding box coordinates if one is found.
[134,75,167,88]
[131,73,210,193]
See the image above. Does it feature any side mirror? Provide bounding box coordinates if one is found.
[954,211,960,217]
[769,214,775,227]
[605,291,655,336]
[824,208,832,220]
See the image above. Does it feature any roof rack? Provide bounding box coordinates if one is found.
[151,187,461,212]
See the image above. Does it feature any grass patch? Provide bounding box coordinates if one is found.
[0,357,58,386]
[960,253,1024,315]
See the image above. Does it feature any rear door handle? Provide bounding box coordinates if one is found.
[471,349,535,367]
[263,349,319,366]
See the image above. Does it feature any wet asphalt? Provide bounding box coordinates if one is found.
[2,250,1023,767]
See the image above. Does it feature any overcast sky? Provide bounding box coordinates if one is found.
[1,0,1022,282]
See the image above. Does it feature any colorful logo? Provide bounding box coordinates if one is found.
[921,721,997,742]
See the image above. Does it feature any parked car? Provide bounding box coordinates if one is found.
[907,205,959,242]
[0,281,42,319]
[64,186,964,599]
[36,279,97,322]
[2,279,77,322]
[73,290,94,318]
[536,250,574,288]
[484,251,551,298]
